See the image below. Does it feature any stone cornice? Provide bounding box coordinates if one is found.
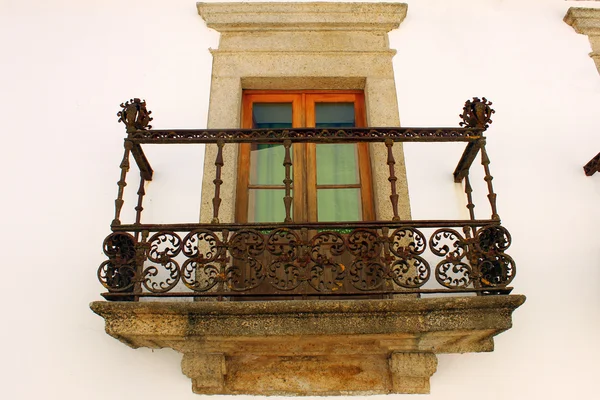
[196,2,408,32]
[564,7,600,35]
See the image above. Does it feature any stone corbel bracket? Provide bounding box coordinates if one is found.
[565,7,600,74]
[91,296,525,395]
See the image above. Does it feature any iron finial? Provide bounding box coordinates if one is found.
[117,98,153,132]
[459,97,495,130]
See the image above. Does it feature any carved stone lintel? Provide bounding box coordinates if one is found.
[117,98,153,132]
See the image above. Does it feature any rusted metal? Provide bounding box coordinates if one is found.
[99,97,515,301]
[117,98,153,132]
[464,173,475,220]
[584,152,600,176]
[480,140,500,220]
[134,174,145,236]
[212,140,225,224]
[127,127,484,144]
[112,219,500,232]
[130,143,153,181]
[459,97,495,130]
[282,139,293,223]
[453,141,481,183]
[98,223,515,300]
[385,139,401,222]
[112,141,132,226]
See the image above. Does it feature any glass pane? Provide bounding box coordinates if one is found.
[248,189,290,223]
[250,103,293,185]
[316,143,359,185]
[253,103,293,129]
[317,188,361,222]
[250,144,289,185]
[315,102,355,128]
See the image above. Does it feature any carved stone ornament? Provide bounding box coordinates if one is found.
[117,98,153,131]
[459,97,495,130]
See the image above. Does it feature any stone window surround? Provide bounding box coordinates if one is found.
[565,7,600,74]
[197,2,411,224]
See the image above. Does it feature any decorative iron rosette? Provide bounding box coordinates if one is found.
[98,232,137,292]
[226,230,266,291]
[117,98,153,131]
[474,225,516,287]
[142,232,181,293]
[430,228,472,289]
[388,228,430,288]
[266,228,303,291]
[459,97,494,130]
[181,230,222,292]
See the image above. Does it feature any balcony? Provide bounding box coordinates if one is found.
[91,97,525,395]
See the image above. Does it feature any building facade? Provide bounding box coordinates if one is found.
[2,0,600,399]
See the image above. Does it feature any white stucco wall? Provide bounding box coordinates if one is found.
[2,0,600,399]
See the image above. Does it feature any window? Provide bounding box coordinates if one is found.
[236,90,375,223]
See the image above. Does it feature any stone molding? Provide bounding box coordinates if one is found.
[197,2,411,224]
[197,2,407,32]
[565,7,600,73]
[91,295,525,395]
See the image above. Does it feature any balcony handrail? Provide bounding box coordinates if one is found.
[98,97,513,301]
[126,126,485,144]
[112,219,499,232]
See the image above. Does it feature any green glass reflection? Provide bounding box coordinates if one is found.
[250,102,293,185]
[315,103,355,128]
[316,144,359,185]
[253,103,293,129]
[248,189,291,223]
[317,188,361,222]
[250,144,289,185]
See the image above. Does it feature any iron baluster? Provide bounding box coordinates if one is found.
[134,173,146,240]
[464,173,475,220]
[283,139,293,223]
[212,140,225,224]
[385,139,401,222]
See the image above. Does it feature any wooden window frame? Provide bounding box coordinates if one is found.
[236,90,375,223]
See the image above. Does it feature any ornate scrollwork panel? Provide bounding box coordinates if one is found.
[148,232,182,262]
[349,259,386,291]
[266,228,300,261]
[98,260,136,292]
[142,260,180,293]
[103,232,136,263]
[430,229,466,260]
[181,259,220,292]
[228,230,265,259]
[182,229,221,262]
[268,261,303,291]
[226,258,265,291]
[346,229,381,259]
[390,228,426,257]
[479,253,516,287]
[99,233,137,292]
[310,231,345,263]
[309,262,346,293]
[435,260,472,289]
[475,225,511,253]
[390,256,430,288]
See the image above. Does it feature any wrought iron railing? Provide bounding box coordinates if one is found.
[99,97,515,301]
